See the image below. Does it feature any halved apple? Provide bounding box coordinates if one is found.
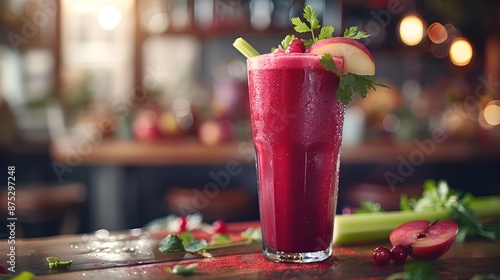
[308,37,375,75]
[389,220,458,260]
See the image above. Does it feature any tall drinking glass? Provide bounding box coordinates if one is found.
[247,53,345,263]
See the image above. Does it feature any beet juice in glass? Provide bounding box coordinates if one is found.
[247,53,345,263]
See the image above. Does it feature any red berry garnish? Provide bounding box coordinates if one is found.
[273,48,285,54]
[285,45,303,53]
[212,220,227,234]
[390,244,409,264]
[179,216,188,232]
[289,38,305,52]
[373,246,391,266]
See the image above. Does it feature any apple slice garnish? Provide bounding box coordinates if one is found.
[308,37,375,75]
[389,220,459,260]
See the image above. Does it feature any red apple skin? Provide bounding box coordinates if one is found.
[389,220,458,260]
[307,37,375,75]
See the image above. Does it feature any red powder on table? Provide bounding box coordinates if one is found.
[169,253,339,273]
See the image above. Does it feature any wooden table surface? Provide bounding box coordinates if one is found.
[2,222,500,279]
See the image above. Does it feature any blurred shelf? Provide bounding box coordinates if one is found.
[341,140,500,164]
[50,138,500,166]
[50,138,254,166]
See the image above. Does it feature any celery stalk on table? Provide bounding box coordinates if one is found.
[333,195,500,245]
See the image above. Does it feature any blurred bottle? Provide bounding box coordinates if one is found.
[168,0,191,31]
[249,0,273,30]
[272,0,304,27]
[196,0,250,30]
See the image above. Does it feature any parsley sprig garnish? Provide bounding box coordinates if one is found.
[290,5,388,105]
[291,5,334,47]
[320,53,389,105]
[237,5,389,105]
[343,26,370,40]
[274,34,296,51]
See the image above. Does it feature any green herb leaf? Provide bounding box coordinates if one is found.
[274,34,296,52]
[319,53,342,76]
[318,26,334,41]
[291,17,310,33]
[46,257,73,269]
[320,53,388,105]
[184,239,208,253]
[158,234,185,252]
[210,233,232,245]
[179,232,209,252]
[290,5,326,43]
[449,201,497,242]
[404,261,440,280]
[303,5,320,31]
[344,26,370,40]
[166,264,198,276]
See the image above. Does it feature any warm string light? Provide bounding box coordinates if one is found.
[449,38,473,66]
[398,14,474,67]
[398,15,425,46]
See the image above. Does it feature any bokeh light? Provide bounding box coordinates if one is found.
[484,101,500,126]
[399,15,425,46]
[149,12,169,33]
[449,38,473,66]
[98,5,122,30]
[427,22,448,44]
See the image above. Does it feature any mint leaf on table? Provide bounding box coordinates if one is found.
[181,232,208,253]
[210,233,232,245]
[158,234,185,252]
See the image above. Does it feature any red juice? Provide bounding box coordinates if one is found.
[247,53,345,262]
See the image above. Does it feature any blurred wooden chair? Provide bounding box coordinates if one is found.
[0,183,86,237]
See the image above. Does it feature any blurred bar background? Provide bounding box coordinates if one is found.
[0,0,499,237]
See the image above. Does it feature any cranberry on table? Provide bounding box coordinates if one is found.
[373,246,391,266]
[390,245,409,264]
[212,220,227,234]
